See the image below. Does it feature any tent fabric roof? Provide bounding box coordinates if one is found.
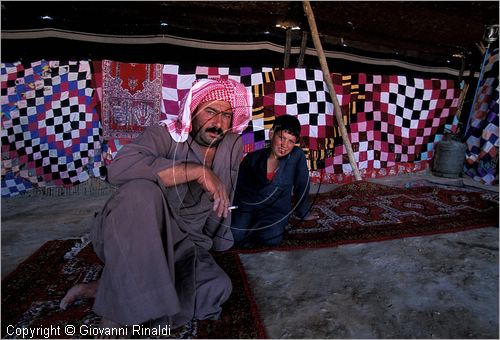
[1,1,498,71]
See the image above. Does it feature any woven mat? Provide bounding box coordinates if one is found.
[234,181,499,253]
[1,239,266,339]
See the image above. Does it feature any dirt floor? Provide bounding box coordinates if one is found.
[241,227,498,338]
[1,170,498,338]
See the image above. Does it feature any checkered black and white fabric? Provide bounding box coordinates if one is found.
[2,61,462,196]
[309,74,460,183]
[1,60,104,197]
[161,66,337,149]
[271,68,336,139]
[160,66,460,184]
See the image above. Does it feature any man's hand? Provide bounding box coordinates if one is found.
[197,167,230,218]
[158,163,230,218]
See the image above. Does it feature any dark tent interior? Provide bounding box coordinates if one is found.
[1,1,499,339]
[2,1,499,129]
[1,2,498,70]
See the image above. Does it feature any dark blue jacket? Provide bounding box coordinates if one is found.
[233,146,311,219]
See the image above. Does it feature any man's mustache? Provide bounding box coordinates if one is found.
[205,127,224,136]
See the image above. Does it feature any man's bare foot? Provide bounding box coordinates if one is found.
[59,280,99,310]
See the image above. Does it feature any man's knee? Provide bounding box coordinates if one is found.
[117,179,164,212]
[99,179,166,241]
[121,179,163,198]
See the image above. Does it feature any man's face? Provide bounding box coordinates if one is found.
[269,129,298,158]
[191,100,233,147]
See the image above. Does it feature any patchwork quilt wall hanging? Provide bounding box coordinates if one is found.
[310,73,460,183]
[463,48,499,185]
[1,60,104,197]
[2,60,461,197]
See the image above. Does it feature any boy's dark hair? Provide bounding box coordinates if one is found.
[272,114,301,139]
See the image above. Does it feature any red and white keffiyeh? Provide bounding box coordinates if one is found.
[160,78,252,142]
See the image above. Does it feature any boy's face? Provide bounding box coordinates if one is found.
[269,129,297,159]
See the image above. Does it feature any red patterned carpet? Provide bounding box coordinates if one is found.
[2,181,498,338]
[1,239,266,339]
[236,181,499,253]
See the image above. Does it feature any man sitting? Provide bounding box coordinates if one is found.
[60,78,252,330]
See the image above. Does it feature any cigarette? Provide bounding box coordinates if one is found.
[228,206,238,210]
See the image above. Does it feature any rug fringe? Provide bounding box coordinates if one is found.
[18,178,117,198]
[63,233,92,260]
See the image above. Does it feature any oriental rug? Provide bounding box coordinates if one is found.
[101,60,163,140]
[1,239,267,339]
[234,181,499,253]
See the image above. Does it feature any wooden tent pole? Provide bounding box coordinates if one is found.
[297,30,308,68]
[302,1,362,181]
[283,27,292,68]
